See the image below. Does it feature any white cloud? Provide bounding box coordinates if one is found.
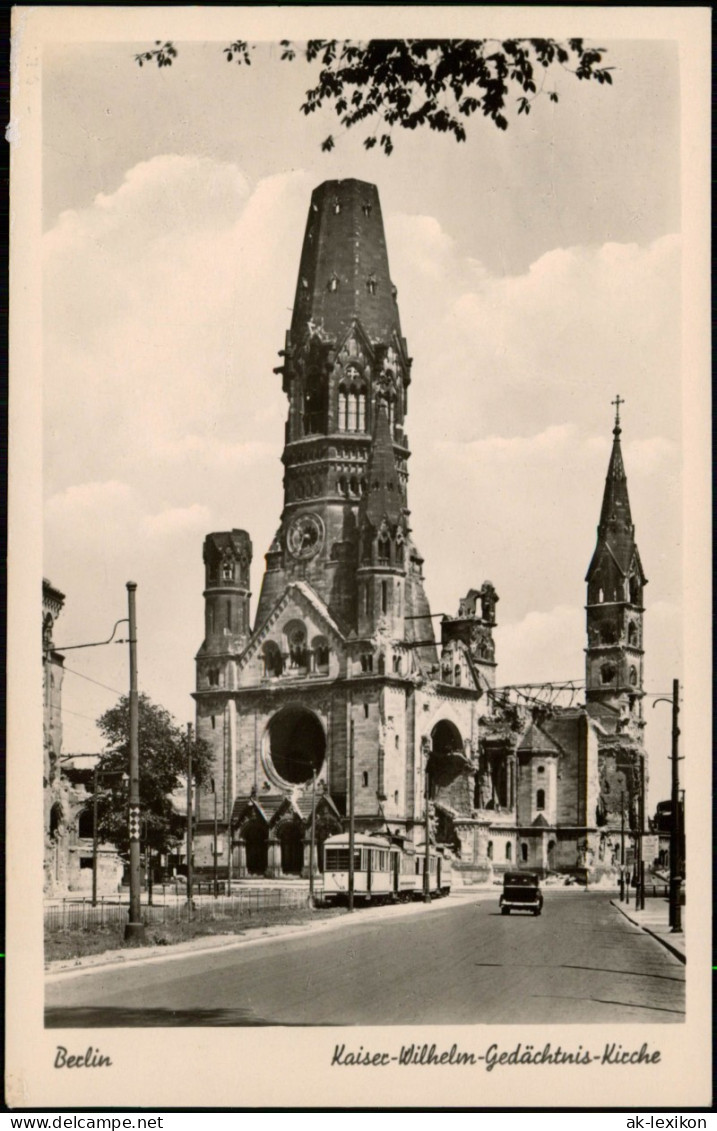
[497,605,585,688]
[142,504,212,538]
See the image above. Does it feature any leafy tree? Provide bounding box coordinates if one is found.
[135,38,613,154]
[94,693,212,858]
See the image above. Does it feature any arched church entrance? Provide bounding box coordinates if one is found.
[244,821,268,876]
[427,719,464,800]
[266,706,326,785]
[279,822,304,876]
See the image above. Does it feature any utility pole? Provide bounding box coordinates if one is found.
[91,764,100,907]
[619,790,626,903]
[186,722,194,915]
[423,754,431,903]
[124,582,145,943]
[348,718,355,913]
[669,679,682,931]
[226,813,233,895]
[213,781,219,898]
[638,752,646,911]
[309,767,317,908]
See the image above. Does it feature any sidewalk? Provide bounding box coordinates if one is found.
[611,897,686,963]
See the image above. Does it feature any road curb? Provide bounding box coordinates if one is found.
[610,899,686,964]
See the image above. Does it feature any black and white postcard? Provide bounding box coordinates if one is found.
[7,4,711,1111]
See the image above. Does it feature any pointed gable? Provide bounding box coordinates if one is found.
[237,580,347,673]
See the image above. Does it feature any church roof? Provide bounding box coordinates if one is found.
[290,179,402,348]
[518,722,562,755]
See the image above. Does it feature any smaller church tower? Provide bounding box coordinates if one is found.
[201,530,253,667]
[585,397,647,731]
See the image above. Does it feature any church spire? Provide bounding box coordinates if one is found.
[598,394,633,536]
[585,399,647,726]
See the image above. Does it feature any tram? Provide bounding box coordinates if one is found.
[322,833,452,905]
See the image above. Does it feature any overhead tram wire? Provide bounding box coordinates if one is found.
[62,665,124,696]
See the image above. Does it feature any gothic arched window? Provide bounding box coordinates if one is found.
[506,842,512,862]
[303,373,326,435]
[338,385,348,432]
[311,635,330,675]
[357,387,367,431]
[487,841,493,861]
[285,621,308,671]
[78,808,94,839]
[263,641,283,678]
[628,622,639,646]
[601,663,616,685]
[629,666,638,686]
[521,843,528,863]
[347,389,358,431]
[536,789,546,811]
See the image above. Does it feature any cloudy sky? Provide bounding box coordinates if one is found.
[40,23,689,807]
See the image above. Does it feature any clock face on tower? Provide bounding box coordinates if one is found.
[286,513,324,559]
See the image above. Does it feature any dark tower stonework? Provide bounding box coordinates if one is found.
[193,180,502,881]
[255,178,432,649]
[585,399,648,836]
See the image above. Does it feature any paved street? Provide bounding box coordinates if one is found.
[45,891,684,1027]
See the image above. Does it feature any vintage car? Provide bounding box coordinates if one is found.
[499,871,544,916]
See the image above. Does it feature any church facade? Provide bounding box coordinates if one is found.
[192,179,648,883]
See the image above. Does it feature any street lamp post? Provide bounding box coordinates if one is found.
[308,767,317,908]
[124,582,145,943]
[619,791,626,903]
[348,718,355,914]
[653,680,682,932]
[186,722,194,914]
[423,753,431,904]
[669,682,682,932]
[213,781,219,898]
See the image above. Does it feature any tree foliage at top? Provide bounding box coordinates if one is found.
[94,693,212,857]
[135,38,613,155]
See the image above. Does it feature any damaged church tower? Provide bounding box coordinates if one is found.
[193,180,499,879]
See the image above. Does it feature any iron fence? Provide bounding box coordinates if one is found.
[44,886,315,933]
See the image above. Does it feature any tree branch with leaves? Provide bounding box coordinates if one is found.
[136,37,613,155]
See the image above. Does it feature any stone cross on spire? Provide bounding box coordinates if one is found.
[611,394,625,434]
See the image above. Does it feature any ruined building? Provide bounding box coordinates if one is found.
[43,580,123,895]
[192,180,647,881]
